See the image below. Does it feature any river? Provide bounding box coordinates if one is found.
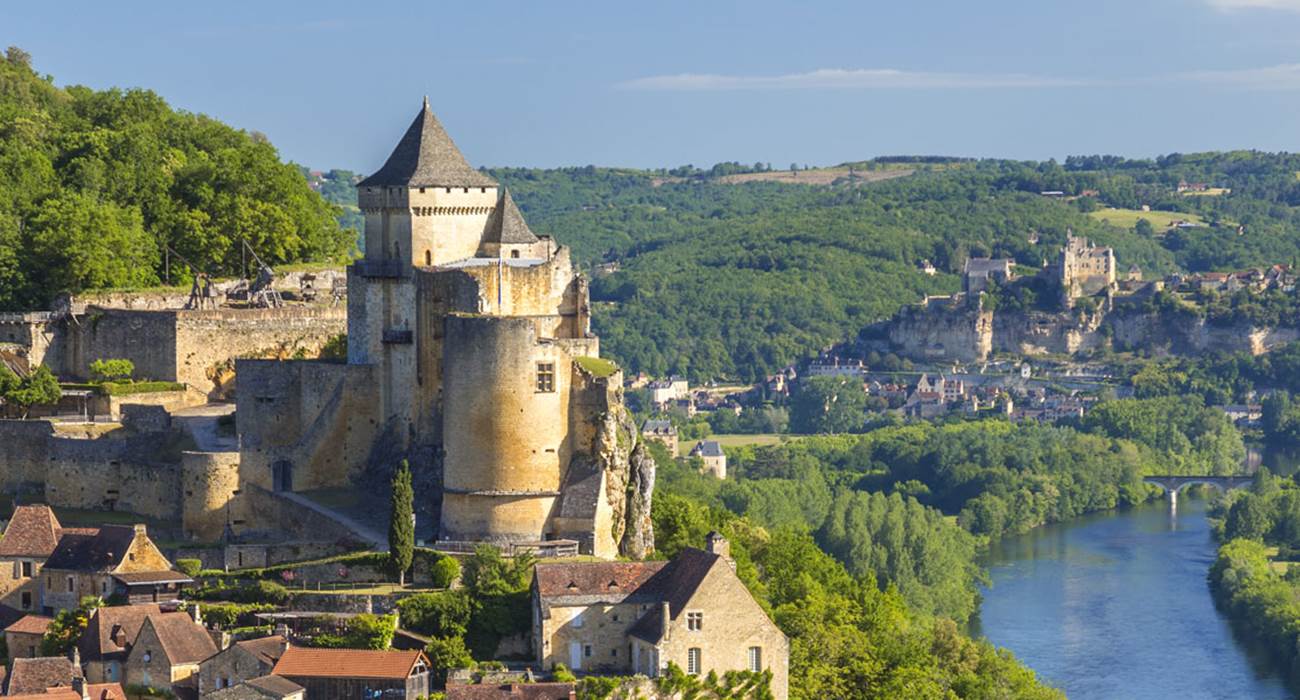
[974,497,1294,699]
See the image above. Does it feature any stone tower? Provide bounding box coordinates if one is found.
[340,100,653,557]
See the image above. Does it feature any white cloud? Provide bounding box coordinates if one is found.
[1205,0,1300,11]
[616,68,1088,91]
[1184,63,1300,88]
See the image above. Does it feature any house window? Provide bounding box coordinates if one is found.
[536,363,555,393]
[20,591,30,610]
[687,612,703,631]
[425,250,432,266]
[748,647,762,672]
[21,561,31,577]
[611,648,618,657]
[511,250,520,259]
[584,645,592,658]
[66,576,73,593]
[101,581,108,594]
[687,648,701,675]
[143,650,152,662]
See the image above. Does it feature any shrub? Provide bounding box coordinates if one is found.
[424,635,475,687]
[430,556,461,589]
[194,602,276,629]
[90,358,134,381]
[397,591,472,638]
[175,559,202,578]
[552,663,576,683]
[187,580,289,605]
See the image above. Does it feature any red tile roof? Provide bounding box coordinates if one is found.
[272,647,428,680]
[4,614,53,635]
[0,506,63,558]
[533,560,667,599]
[7,684,126,700]
[5,656,81,695]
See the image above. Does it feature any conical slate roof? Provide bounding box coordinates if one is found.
[359,98,497,188]
[482,189,539,244]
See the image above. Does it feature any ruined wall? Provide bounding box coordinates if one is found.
[236,360,379,494]
[0,313,59,370]
[64,309,178,383]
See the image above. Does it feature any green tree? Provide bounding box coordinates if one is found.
[388,460,414,586]
[40,597,103,655]
[430,555,461,589]
[89,358,134,382]
[790,375,870,434]
[3,366,60,418]
[424,635,475,687]
[1225,493,1274,541]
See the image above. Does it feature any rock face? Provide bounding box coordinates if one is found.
[585,393,656,559]
[880,299,1300,362]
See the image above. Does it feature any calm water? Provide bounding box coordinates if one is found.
[974,498,1293,700]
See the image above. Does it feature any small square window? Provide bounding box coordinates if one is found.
[536,363,555,393]
[687,611,703,631]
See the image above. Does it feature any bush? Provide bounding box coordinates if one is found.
[552,663,576,683]
[430,556,461,589]
[424,635,475,687]
[175,559,202,578]
[187,580,289,605]
[90,358,133,381]
[397,591,472,638]
[193,602,276,629]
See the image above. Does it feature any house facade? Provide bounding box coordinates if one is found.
[532,534,788,700]
[40,524,189,612]
[687,441,726,480]
[122,611,218,690]
[198,634,289,695]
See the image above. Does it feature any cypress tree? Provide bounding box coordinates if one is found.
[388,460,414,586]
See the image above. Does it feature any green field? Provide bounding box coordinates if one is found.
[1089,207,1210,231]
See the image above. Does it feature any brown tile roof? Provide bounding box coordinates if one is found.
[77,604,163,660]
[5,656,81,694]
[143,612,218,665]
[6,685,126,700]
[272,647,428,680]
[481,190,539,245]
[447,682,576,700]
[533,560,668,600]
[358,99,496,189]
[42,526,138,572]
[4,614,53,635]
[0,506,63,558]
[244,675,304,697]
[234,635,289,666]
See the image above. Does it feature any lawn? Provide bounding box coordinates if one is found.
[708,433,801,448]
[1089,207,1212,232]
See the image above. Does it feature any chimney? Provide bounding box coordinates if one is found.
[189,603,202,626]
[659,601,670,641]
[705,531,730,560]
[71,677,88,700]
[133,523,147,536]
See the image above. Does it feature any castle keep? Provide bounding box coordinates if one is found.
[237,101,654,558]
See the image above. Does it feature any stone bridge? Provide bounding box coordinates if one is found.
[1143,475,1254,512]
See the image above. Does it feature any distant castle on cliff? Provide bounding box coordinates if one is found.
[236,100,654,558]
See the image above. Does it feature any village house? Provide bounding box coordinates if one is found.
[270,647,431,699]
[639,419,678,456]
[531,533,788,700]
[77,603,163,683]
[0,505,92,613]
[649,376,690,407]
[963,258,1014,295]
[204,675,304,700]
[688,441,726,480]
[5,614,53,659]
[122,609,219,692]
[198,634,289,695]
[4,679,128,700]
[40,524,190,612]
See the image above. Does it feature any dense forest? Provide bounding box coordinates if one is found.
[488,151,1300,382]
[0,49,352,310]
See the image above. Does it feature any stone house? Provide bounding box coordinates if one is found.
[271,647,431,699]
[122,611,219,691]
[532,534,788,700]
[5,613,53,659]
[198,635,289,695]
[649,376,690,407]
[687,441,726,480]
[77,603,163,684]
[963,258,1014,295]
[204,675,304,700]
[446,682,576,700]
[40,524,190,612]
[639,419,678,456]
[0,505,94,613]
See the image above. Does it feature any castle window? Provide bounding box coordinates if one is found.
[536,363,556,393]
[748,646,763,672]
[687,648,701,675]
[687,611,703,631]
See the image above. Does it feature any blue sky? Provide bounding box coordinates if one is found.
[6,0,1300,171]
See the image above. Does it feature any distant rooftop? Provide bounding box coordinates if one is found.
[358,98,497,189]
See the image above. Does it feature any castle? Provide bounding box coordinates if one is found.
[1054,232,1116,305]
[236,100,654,558]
